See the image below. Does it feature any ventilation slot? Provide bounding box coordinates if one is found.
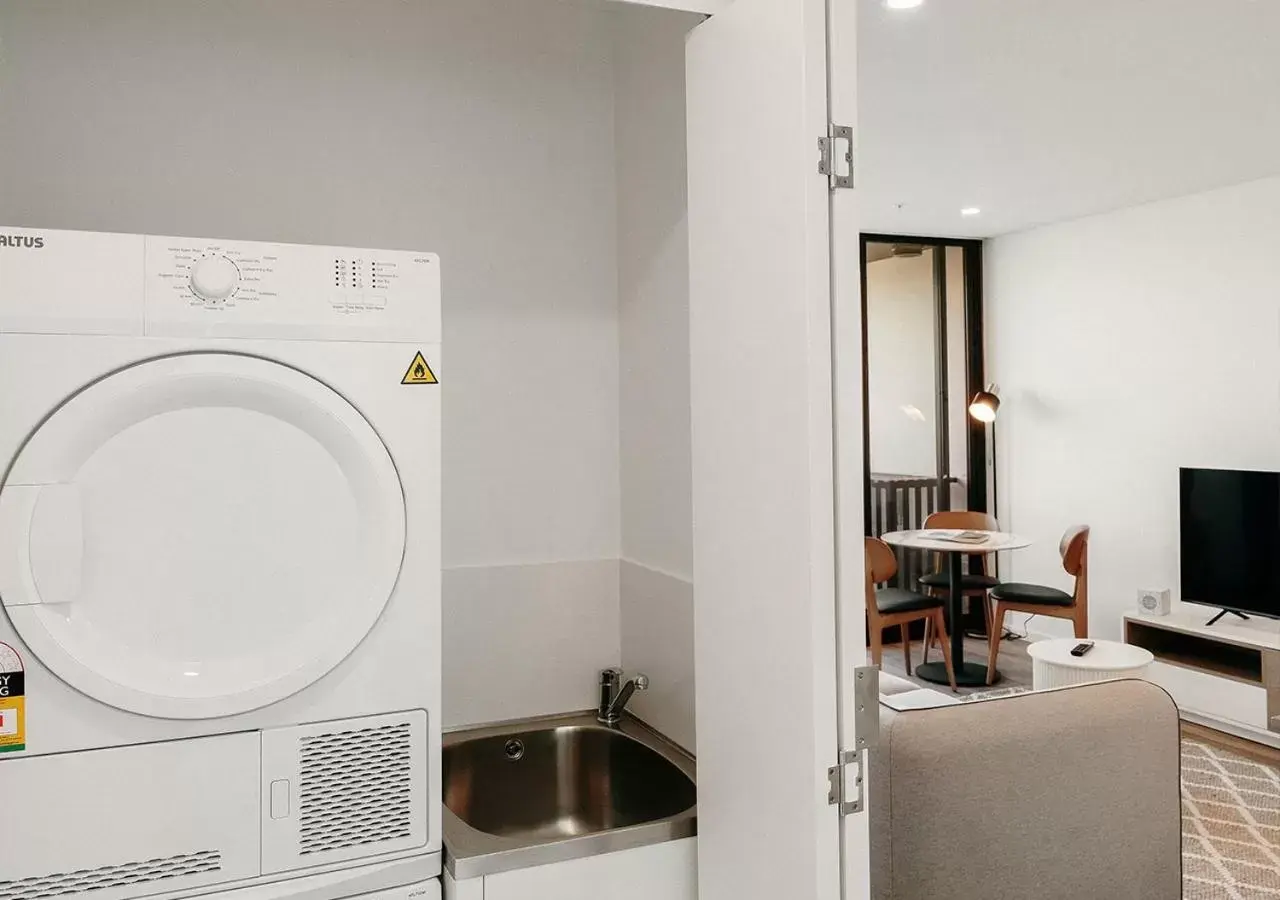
[298,721,413,855]
[0,851,221,900]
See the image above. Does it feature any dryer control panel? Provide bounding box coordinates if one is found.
[145,234,440,343]
[0,226,439,343]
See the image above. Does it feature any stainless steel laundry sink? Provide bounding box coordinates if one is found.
[442,712,696,878]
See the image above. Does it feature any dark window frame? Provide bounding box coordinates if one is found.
[859,233,987,533]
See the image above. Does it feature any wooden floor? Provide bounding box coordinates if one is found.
[1183,720,1280,767]
[873,633,1035,696]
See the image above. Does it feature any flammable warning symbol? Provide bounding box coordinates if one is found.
[401,351,438,385]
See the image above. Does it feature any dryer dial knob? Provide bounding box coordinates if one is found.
[190,255,240,303]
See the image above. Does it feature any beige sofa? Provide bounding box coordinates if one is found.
[870,674,1182,900]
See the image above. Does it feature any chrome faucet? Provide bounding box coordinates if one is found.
[597,667,648,724]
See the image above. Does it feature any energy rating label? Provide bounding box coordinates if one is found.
[0,643,25,753]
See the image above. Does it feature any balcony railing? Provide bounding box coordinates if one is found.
[869,473,961,589]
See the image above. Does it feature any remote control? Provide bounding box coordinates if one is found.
[1069,641,1095,657]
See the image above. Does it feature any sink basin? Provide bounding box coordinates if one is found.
[442,712,696,879]
[445,722,695,838]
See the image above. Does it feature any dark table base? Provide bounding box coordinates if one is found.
[916,661,1000,688]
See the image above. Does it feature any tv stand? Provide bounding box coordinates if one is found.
[1126,611,1280,749]
[1206,609,1252,627]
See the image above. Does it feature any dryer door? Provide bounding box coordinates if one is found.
[0,353,406,719]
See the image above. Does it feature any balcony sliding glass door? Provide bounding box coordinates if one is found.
[861,235,988,594]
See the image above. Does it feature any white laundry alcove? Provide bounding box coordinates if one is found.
[0,0,865,896]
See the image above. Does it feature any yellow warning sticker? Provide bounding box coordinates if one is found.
[0,699,24,753]
[401,351,438,385]
[0,642,24,753]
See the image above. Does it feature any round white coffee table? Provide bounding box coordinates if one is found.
[1027,639,1154,690]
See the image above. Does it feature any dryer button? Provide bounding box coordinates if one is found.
[270,779,291,819]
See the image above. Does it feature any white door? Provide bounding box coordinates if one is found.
[0,352,406,719]
[686,0,865,899]
[827,0,867,895]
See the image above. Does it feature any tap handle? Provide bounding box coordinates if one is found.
[633,673,650,690]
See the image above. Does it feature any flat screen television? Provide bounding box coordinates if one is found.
[1180,467,1280,620]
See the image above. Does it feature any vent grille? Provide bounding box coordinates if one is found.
[298,721,413,855]
[0,851,221,900]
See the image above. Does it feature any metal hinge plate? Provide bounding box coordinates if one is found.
[853,665,881,751]
[827,749,865,815]
[828,666,879,816]
[817,124,854,190]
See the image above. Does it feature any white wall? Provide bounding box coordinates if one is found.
[987,175,1280,640]
[444,561,620,726]
[0,0,628,726]
[613,6,700,752]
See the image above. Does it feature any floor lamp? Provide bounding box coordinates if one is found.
[968,384,1000,518]
[969,385,1003,637]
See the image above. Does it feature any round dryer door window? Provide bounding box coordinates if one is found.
[0,353,406,719]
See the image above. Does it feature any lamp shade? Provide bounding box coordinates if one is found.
[969,386,1000,423]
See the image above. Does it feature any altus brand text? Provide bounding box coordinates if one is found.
[0,234,44,249]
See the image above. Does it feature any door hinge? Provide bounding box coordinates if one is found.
[828,666,879,816]
[817,124,854,190]
[827,749,865,815]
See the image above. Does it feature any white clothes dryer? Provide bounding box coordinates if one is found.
[0,228,441,899]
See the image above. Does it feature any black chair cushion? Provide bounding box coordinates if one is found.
[918,572,999,591]
[989,582,1074,607]
[875,587,944,615]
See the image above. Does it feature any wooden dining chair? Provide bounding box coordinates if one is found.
[866,537,957,691]
[985,525,1090,684]
[920,510,999,664]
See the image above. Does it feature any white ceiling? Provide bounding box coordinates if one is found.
[858,0,1280,238]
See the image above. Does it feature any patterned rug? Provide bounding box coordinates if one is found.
[1183,740,1280,898]
[960,686,1280,897]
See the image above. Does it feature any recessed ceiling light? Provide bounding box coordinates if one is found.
[885,0,924,8]
[961,207,982,216]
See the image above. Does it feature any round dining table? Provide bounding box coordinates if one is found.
[879,529,1032,687]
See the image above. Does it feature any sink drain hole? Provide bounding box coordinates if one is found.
[504,739,525,761]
